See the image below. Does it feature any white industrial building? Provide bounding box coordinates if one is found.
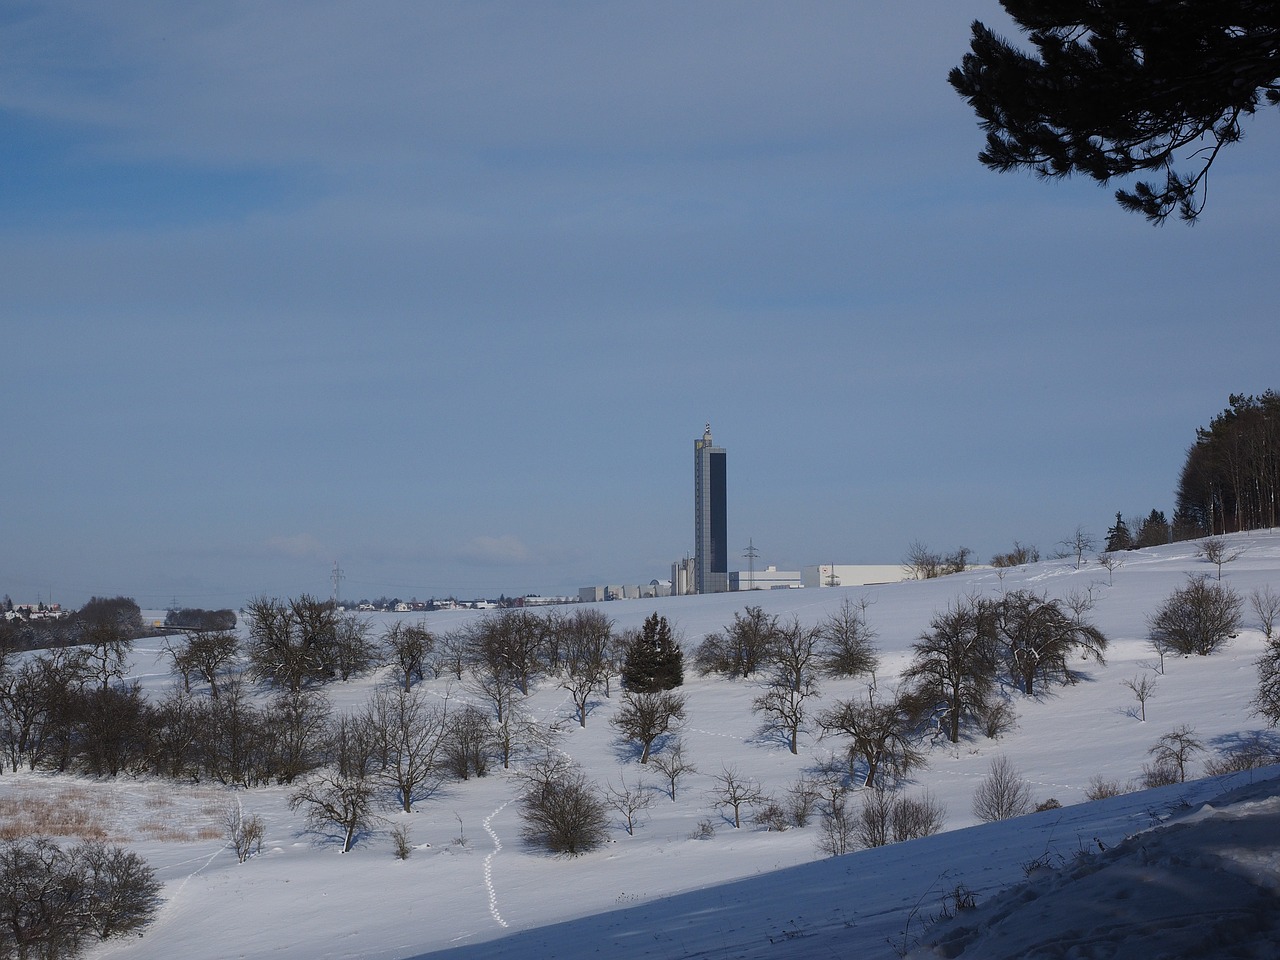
[729,565,802,591]
[800,564,906,588]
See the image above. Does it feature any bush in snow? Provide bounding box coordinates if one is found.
[971,755,1031,822]
[517,754,609,856]
[0,837,160,959]
[1147,576,1243,656]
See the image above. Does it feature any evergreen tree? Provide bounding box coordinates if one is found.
[1104,513,1133,553]
[1135,510,1171,549]
[621,613,684,692]
[950,2,1280,223]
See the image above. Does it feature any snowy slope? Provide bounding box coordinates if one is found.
[34,531,1280,959]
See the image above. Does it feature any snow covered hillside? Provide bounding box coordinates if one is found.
[28,531,1279,959]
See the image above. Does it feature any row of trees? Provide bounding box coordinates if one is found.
[902,543,974,580]
[1177,392,1280,536]
[899,590,1106,745]
[0,596,144,653]
[164,606,237,631]
[1104,511,1176,552]
[690,601,879,757]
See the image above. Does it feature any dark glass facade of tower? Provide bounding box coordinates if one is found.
[694,424,728,594]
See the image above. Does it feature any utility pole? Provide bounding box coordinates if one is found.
[331,561,345,605]
[742,539,759,591]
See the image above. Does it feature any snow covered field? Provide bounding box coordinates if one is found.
[12,531,1275,959]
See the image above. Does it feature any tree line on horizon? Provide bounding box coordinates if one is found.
[1114,391,1280,547]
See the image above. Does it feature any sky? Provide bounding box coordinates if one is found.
[4,2,1279,609]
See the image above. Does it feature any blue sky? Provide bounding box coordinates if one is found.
[4,2,1278,608]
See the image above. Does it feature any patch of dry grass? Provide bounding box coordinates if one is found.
[0,776,228,843]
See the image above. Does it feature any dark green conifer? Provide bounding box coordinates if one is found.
[1104,513,1132,553]
[621,613,684,692]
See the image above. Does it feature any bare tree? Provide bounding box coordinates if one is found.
[694,606,780,679]
[854,787,895,848]
[331,710,380,781]
[941,546,974,575]
[753,681,817,755]
[263,689,332,785]
[223,804,265,863]
[245,595,338,692]
[0,836,162,956]
[903,540,943,580]
[362,686,450,812]
[971,755,1031,822]
[466,610,548,696]
[1148,725,1203,782]
[202,677,272,787]
[381,622,433,692]
[603,774,654,836]
[994,591,1108,695]
[332,613,378,681]
[818,687,926,788]
[1148,575,1244,655]
[1255,639,1280,726]
[289,771,379,853]
[856,788,948,847]
[612,691,685,764]
[1085,775,1126,801]
[491,707,561,771]
[433,629,469,681]
[76,598,139,691]
[390,822,413,860]
[890,791,946,842]
[603,627,634,698]
[1122,674,1157,722]
[902,597,999,743]
[150,687,205,779]
[1149,634,1170,675]
[784,776,824,827]
[82,620,132,692]
[816,793,855,856]
[466,649,522,726]
[1058,526,1096,570]
[1198,537,1244,580]
[649,738,696,801]
[72,682,154,778]
[1251,585,1280,641]
[183,630,240,699]
[1095,552,1123,586]
[818,596,880,679]
[442,704,493,780]
[990,541,1040,568]
[1204,732,1280,775]
[0,651,91,774]
[1062,585,1098,622]
[559,609,613,726]
[711,765,764,828]
[752,618,821,753]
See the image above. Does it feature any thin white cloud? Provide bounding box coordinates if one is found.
[456,535,534,566]
[263,533,329,561]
